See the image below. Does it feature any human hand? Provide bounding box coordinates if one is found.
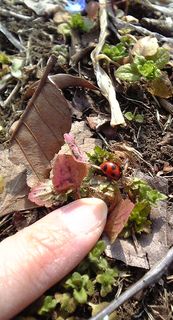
[0,198,107,320]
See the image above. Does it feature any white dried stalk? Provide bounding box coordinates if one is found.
[91,0,125,127]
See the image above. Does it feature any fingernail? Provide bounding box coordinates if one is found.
[61,198,107,234]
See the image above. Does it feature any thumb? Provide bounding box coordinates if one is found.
[0,198,107,320]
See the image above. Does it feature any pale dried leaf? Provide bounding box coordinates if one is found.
[91,0,125,126]
[132,36,159,57]
[24,0,60,16]
[0,149,35,216]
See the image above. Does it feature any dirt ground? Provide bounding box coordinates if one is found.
[0,0,173,319]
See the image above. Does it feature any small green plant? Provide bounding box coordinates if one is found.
[87,146,115,165]
[70,13,94,32]
[102,43,128,61]
[115,47,169,83]
[38,296,58,315]
[124,111,144,123]
[95,268,119,297]
[64,272,94,304]
[123,178,167,237]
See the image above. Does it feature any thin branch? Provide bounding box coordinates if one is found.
[89,246,173,320]
[0,22,25,51]
[0,8,32,20]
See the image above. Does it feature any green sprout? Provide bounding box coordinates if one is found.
[38,296,58,315]
[64,272,94,304]
[102,43,128,62]
[87,146,115,165]
[70,13,94,32]
[124,111,144,123]
[95,268,119,297]
[123,178,167,237]
[115,47,170,83]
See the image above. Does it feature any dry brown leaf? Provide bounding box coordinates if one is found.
[105,198,134,243]
[25,74,98,98]
[147,73,173,98]
[132,36,159,57]
[0,149,35,216]
[10,78,71,186]
[10,62,98,187]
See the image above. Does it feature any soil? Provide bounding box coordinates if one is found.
[0,0,173,319]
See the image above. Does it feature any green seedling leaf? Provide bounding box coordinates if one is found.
[70,13,94,32]
[124,111,134,121]
[57,23,71,36]
[151,47,170,69]
[37,296,57,315]
[55,293,77,313]
[137,60,161,80]
[96,268,119,297]
[0,52,11,64]
[87,146,114,165]
[73,287,87,304]
[115,63,141,82]
[11,58,23,79]
[120,35,136,46]
[64,272,94,304]
[90,240,106,258]
[102,43,128,61]
[127,201,151,235]
[134,114,144,123]
[130,178,167,204]
[123,178,167,237]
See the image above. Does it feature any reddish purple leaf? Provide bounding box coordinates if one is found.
[51,154,89,192]
[64,133,88,162]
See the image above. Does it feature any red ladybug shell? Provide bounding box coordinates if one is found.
[100,161,122,180]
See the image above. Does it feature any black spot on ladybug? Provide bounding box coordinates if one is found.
[111,172,116,178]
[111,164,116,170]
[102,164,107,172]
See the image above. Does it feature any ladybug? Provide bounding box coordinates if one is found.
[100,161,122,180]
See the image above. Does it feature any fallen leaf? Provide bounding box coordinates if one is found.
[105,174,171,269]
[0,149,35,216]
[147,73,173,98]
[105,198,135,243]
[10,75,71,185]
[10,60,98,187]
[28,180,54,207]
[23,0,60,16]
[51,154,89,192]
[26,74,98,98]
[132,36,159,57]
[60,121,102,156]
